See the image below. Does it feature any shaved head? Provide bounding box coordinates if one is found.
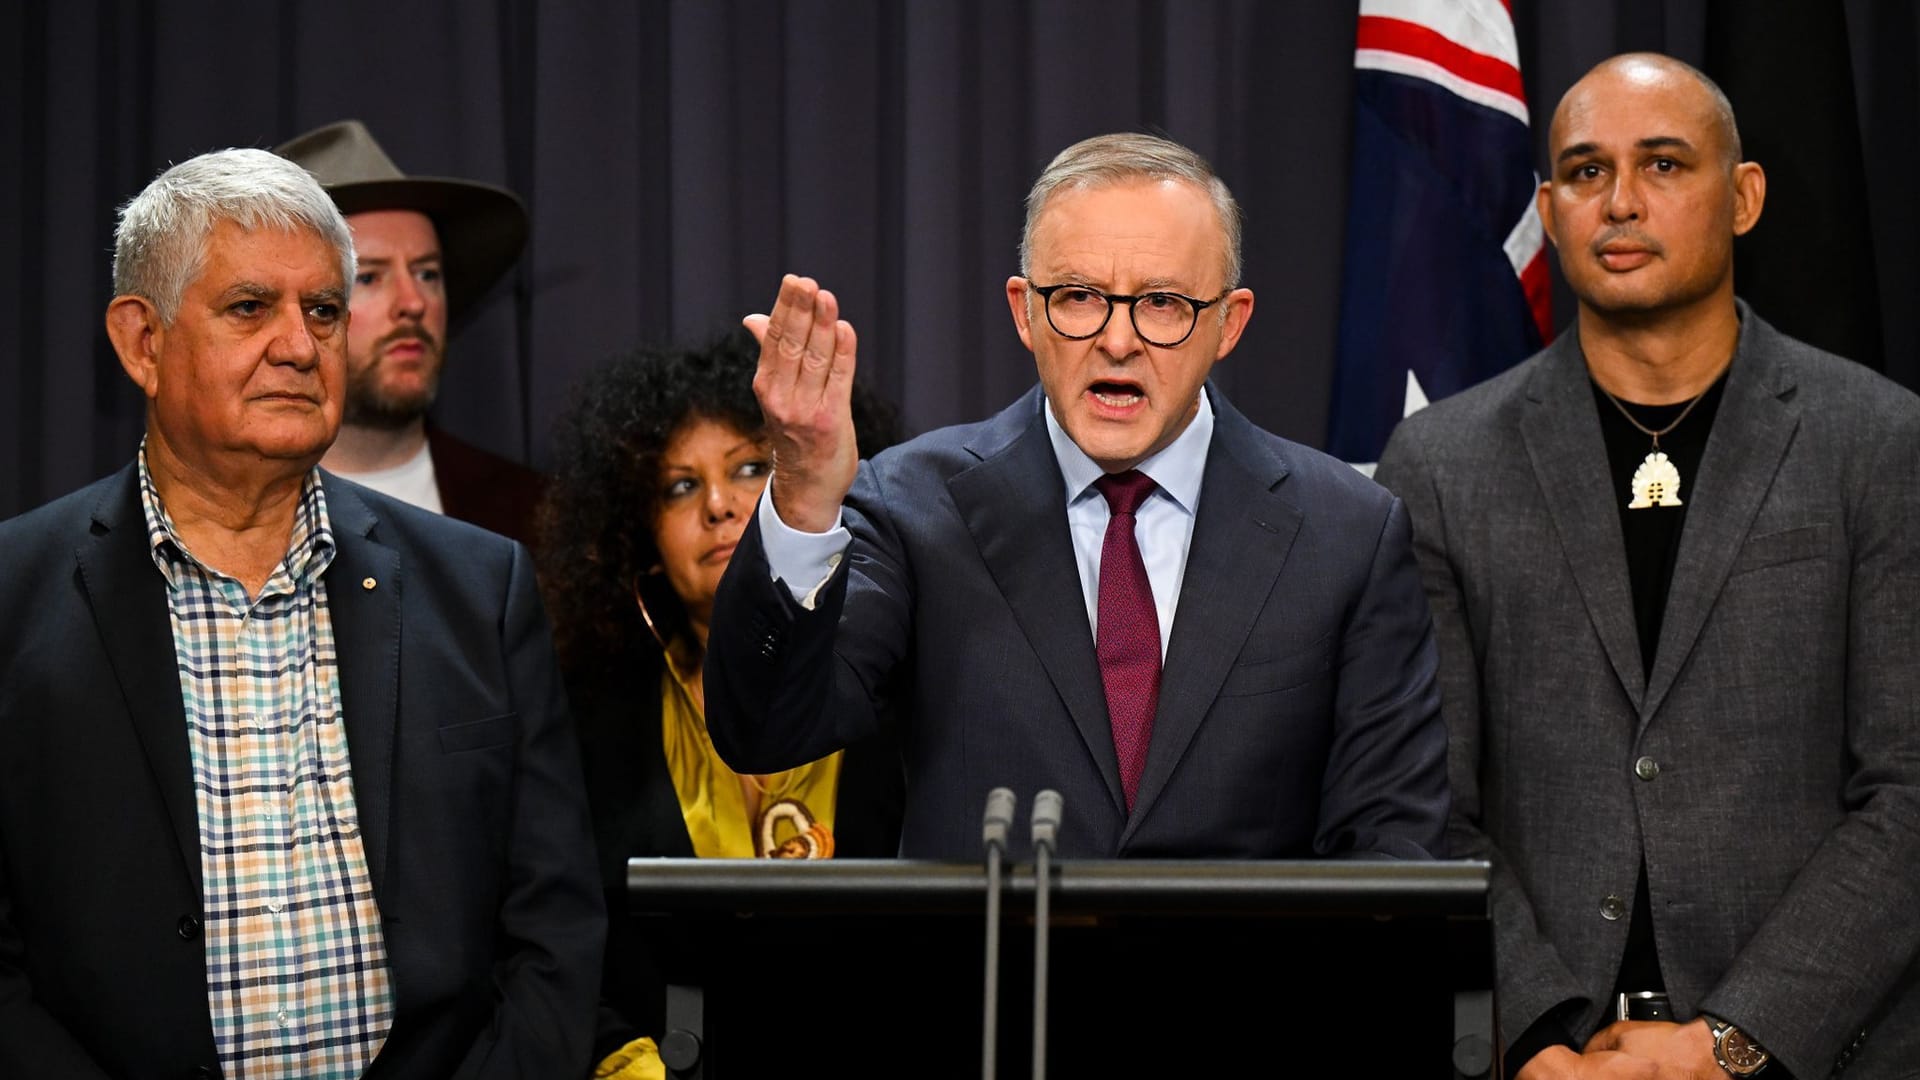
[1553,52,1743,166]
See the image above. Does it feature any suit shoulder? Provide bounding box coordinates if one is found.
[1774,335,1920,422]
[323,472,524,563]
[1399,352,1541,436]
[1377,351,1548,480]
[1249,429,1394,507]
[864,413,1009,485]
[0,472,119,537]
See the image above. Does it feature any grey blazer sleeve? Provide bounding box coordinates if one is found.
[1692,395,1920,1077]
[1376,420,1591,1051]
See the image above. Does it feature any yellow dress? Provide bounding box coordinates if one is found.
[658,637,844,858]
[596,641,848,1080]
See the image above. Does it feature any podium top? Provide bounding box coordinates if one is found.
[625,858,1489,919]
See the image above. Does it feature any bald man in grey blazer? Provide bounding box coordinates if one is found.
[1377,54,1920,1080]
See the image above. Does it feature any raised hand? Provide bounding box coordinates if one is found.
[742,274,860,534]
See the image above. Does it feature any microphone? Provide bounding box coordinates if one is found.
[1029,789,1063,1080]
[980,787,1016,1080]
[1030,789,1062,852]
[982,786,1015,854]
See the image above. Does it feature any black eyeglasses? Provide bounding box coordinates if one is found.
[1026,280,1225,348]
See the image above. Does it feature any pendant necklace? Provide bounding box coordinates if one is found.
[1598,383,1709,509]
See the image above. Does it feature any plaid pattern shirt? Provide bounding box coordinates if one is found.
[140,450,393,1079]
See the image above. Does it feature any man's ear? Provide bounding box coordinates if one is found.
[1536,180,1559,249]
[105,296,164,399]
[1212,288,1256,361]
[1731,161,1766,237]
[1005,276,1035,352]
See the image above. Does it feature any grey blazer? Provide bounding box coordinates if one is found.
[1375,303,1920,1079]
[707,382,1450,863]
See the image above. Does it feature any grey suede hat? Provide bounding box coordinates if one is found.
[273,119,528,320]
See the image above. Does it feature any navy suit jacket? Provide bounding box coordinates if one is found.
[0,465,603,1080]
[707,383,1448,861]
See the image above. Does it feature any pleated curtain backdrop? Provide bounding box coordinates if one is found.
[2,0,1914,520]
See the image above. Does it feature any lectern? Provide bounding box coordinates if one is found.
[625,858,1491,1078]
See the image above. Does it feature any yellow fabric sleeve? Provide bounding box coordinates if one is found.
[593,1035,666,1080]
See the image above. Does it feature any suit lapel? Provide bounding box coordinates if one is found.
[74,467,204,895]
[947,389,1124,812]
[1520,333,1648,712]
[319,475,402,897]
[1124,390,1301,836]
[1643,314,1800,723]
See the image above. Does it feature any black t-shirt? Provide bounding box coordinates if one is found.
[1594,369,1727,999]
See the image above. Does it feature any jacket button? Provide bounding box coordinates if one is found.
[1600,894,1627,921]
[177,914,202,940]
[1634,756,1660,781]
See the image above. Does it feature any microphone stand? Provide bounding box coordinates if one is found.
[1029,789,1063,1080]
[980,787,1016,1080]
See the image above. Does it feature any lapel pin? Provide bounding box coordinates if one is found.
[362,577,377,590]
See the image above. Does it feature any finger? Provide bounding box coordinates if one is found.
[742,313,771,346]
[829,319,858,391]
[763,274,819,382]
[794,286,842,400]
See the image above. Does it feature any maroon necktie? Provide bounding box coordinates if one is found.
[1094,469,1161,810]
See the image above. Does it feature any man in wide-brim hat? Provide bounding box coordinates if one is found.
[275,119,545,548]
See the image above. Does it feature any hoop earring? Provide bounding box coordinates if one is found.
[632,576,671,654]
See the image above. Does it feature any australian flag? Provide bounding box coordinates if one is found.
[1328,0,1552,470]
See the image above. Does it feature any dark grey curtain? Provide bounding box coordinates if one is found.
[4,0,1914,521]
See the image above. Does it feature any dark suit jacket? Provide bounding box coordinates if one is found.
[428,425,546,550]
[568,639,905,1061]
[0,465,604,1080]
[1375,305,1920,1079]
[706,382,1448,862]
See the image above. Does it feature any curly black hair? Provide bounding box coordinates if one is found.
[537,325,904,671]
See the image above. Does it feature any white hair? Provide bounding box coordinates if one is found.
[113,147,355,323]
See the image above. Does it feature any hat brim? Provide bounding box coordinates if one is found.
[328,176,528,323]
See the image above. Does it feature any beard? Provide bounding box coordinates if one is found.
[344,326,445,430]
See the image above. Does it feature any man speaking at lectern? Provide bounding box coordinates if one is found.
[705,132,1448,861]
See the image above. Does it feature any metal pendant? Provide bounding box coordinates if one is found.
[1628,450,1684,509]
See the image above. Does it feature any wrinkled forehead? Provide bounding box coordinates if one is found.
[195,218,348,287]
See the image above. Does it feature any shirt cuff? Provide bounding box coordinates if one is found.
[755,483,850,610]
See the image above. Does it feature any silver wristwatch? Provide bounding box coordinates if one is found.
[1704,1014,1771,1076]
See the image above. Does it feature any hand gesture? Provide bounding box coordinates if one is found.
[742,275,861,534]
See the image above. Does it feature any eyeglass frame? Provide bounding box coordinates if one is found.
[1024,279,1228,348]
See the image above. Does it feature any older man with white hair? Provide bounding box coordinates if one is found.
[0,147,601,1080]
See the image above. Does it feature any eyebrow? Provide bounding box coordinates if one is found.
[1556,135,1697,165]
[211,282,280,308]
[355,252,443,266]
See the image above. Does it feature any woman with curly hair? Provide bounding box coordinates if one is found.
[537,326,903,1078]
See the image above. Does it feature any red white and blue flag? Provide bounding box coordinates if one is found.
[1327,0,1552,470]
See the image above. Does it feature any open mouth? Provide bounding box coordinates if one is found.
[1088,381,1145,409]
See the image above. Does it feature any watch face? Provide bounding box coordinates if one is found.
[1722,1027,1770,1071]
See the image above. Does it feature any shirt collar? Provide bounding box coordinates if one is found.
[137,439,337,590]
[1043,385,1213,515]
